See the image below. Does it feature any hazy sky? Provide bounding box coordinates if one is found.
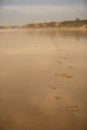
[0,0,87,25]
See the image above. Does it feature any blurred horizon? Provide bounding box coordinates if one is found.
[0,0,87,25]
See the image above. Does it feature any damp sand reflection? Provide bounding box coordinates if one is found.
[0,29,87,130]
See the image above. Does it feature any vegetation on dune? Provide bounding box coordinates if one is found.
[22,19,87,28]
[59,19,87,28]
[0,19,87,29]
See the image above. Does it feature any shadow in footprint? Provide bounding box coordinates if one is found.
[54,96,61,100]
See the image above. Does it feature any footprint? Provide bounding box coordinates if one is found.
[64,104,80,113]
[54,73,60,77]
[54,96,61,100]
[57,56,68,60]
[48,85,56,90]
[67,66,73,69]
[56,61,63,65]
[54,73,72,79]
[60,56,68,60]
[62,73,72,79]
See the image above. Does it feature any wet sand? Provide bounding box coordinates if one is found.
[0,29,87,130]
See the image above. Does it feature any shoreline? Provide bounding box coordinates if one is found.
[0,27,87,32]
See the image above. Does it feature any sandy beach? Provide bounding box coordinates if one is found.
[0,28,87,130]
